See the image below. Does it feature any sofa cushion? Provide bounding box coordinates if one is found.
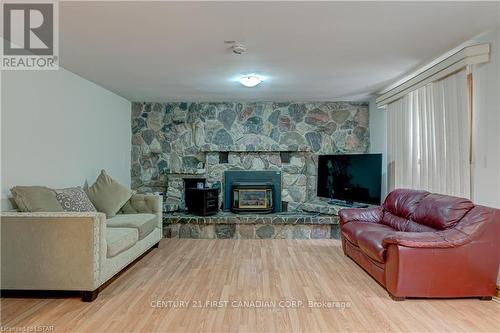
[383,189,429,218]
[107,213,157,239]
[342,222,395,246]
[412,194,474,230]
[10,186,64,212]
[86,170,133,218]
[121,194,160,214]
[357,228,396,263]
[381,211,436,232]
[54,187,97,212]
[106,227,138,258]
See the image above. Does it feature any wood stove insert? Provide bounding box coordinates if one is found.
[231,182,274,213]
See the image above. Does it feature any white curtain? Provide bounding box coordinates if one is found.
[387,70,470,198]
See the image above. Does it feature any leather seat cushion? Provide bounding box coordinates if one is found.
[107,213,157,239]
[342,222,395,247]
[106,227,138,258]
[357,227,396,263]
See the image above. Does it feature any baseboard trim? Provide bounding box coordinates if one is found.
[496,285,500,298]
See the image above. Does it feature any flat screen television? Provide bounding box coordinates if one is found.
[317,153,382,206]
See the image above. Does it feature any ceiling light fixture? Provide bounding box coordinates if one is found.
[238,75,263,88]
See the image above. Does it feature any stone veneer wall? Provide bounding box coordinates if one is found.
[131,102,369,209]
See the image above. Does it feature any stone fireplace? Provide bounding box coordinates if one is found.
[130,101,370,211]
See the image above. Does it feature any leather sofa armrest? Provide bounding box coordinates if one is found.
[383,205,500,298]
[0,212,107,291]
[120,194,163,229]
[338,206,383,226]
[382,229,472,249]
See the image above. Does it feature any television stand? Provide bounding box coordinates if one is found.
[328,199,368,208]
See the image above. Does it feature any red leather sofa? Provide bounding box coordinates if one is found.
[339,189,500,300]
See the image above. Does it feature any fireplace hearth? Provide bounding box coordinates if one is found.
[224,170,282,213]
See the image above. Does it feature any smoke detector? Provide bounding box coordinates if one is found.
[232,43,246,54]
[224,41,247,55]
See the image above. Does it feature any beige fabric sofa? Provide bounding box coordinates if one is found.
[0,194,162,301]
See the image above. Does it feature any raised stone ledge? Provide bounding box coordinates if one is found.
[288,201,342,215]
[163,211,339,225]
[166,170,206,176]
[200,144,311,153]
[163,223,340,240]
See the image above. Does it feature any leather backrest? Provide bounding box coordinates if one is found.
[412,194,474,230]
[381,189,430,231]
[383,189,429,218]
[383,212,437,232]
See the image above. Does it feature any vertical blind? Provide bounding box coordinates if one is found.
[387,70,470,198]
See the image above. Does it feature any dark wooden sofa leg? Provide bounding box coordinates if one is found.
[479,296,492,301]
[81,289,99,302]
[388,292,405,301]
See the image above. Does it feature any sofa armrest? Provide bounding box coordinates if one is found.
[0,212,107,291]
[338,206,383,226]
[382,230,470,249]
[384,241,499,298]
[383,205,500,298]
[384,209,500,297]
[121,194,163,229]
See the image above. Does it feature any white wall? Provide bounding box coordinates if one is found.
[369,98,388,201]
[1,68,131,198]
[469,29,500,286]
[470,29,500,209]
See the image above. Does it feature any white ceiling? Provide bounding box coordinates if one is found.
[59,1,500,102]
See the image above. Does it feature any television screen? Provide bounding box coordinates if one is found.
[317,153,382,205]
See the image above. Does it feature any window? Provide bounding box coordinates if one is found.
[387,70,471,198]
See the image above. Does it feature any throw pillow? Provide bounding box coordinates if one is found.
[86,170,132,218]
[10,186,64,212]
[55,187,97,212]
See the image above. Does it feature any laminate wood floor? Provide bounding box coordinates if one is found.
[1,239,499,333]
